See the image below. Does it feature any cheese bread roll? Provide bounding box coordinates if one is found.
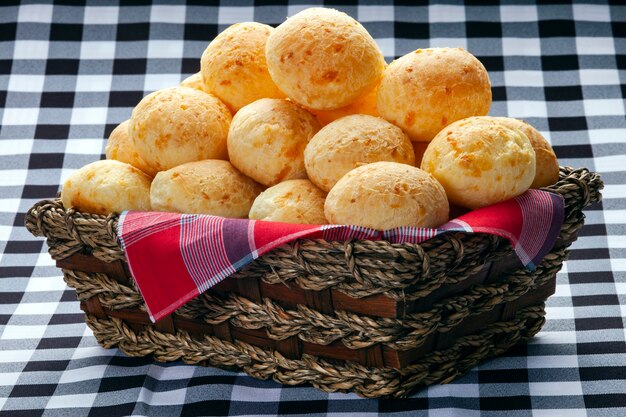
[266,8,385,110]
[378,47,491,142]
[325,162,449,229]
[421,117,536,209]
[61,160,151,215]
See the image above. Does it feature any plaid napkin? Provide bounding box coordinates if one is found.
[118,189,564,322]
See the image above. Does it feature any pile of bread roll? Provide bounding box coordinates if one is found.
[62,7,559,230]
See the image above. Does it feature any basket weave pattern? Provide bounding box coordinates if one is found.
[25,167,602,397]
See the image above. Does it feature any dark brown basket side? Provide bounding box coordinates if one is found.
[56,246,559,369]
[82,301,547,398]
[24,166,603,398]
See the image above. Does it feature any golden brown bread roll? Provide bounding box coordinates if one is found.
[61,160,151,215]
[227,98,320,187]
[421,117,536,209]
[105,120,156,177]
[201,22,284,113]
[324,162,449,229]
[377,47,492,142]
[129,87,231,173]
[249,179,327,224]
[150,160,263,217]
[266,7,385,110]
[304,114,415,192]
[491,117,559,188]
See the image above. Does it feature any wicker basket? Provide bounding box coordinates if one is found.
[25,166,602,398]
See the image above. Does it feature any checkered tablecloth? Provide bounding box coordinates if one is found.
[1,1,625,416]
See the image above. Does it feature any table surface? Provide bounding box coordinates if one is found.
[1,1,625,416]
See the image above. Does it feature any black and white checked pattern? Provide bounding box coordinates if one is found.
[1,1,625,415]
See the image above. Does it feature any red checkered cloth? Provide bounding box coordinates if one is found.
[118,189,564,322]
